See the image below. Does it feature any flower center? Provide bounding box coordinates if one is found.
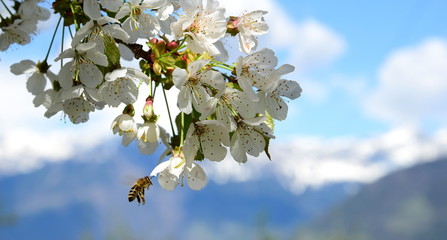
[194,124,207,137]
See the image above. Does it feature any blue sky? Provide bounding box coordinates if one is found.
[1,0,447,193]
[269,0,447,137]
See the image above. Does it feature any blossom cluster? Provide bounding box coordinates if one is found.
[5,0,302,192]
[0,0,50,51]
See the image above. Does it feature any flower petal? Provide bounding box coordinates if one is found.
[172,68,188,89]
[150,160,170,177]
[138,139,158,154]
[177,86,193,114]
[230,132,247,163]
[85,50,108,67]
[187,163,208,190]
[101,0,123,12]
[10,60,35,75]
[79,63,103,88]
[158,168,179,191]
[276,79,302,100]
[58,62,74,89]
[84,0,101,20]
[26,72,46,95]
[188,59,210,75]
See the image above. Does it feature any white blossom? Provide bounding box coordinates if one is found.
[72,16,130,48]
[63,95,96,124]
[0,0,49,51]
[263,79,302,120]
[215,88,262,131]
[183,120,230,164]
[150,157,181,190]
[0,19,36,51]
[99,68,149,107]
[150,155,208,191]
[235,48,280,100]
[171,0,226,56]
[115,0,164,42]
[19,0,51,21]
[56,42,108,89]
[33,88,63,118]
[137,122,168,155]
[10,60,57,96]
[230,116,274,163]
[111,113,137,146]
[173,59,225,117]
[235,10,269,54]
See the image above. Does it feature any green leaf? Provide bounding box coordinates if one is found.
[103,36,120,67]
[175,112,193,146]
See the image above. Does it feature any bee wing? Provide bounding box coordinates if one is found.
[121,175,139,186]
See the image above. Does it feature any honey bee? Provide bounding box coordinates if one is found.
[128,176,153,205]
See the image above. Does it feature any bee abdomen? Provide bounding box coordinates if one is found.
[128,185,140,202]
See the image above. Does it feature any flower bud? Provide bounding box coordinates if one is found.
[226,16,240,36]
[150,52,156,63]
[167,41,179,51]
[149,38,167,58]
[143,97,154,120]
[153,61,163,75]
[122,104,135,117]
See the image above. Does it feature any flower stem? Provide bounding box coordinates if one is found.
[180,112,184,145]
[69,3,80,31]
[210,63,234,72]
[44,17,62,62]
[68,25,74,38]
[162,84,176,136]
[149,79,153,97]
[61,25,65,67]
[152,82,157,98]
[212,60,233,68]
[0,0,13,16]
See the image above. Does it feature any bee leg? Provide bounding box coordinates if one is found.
[139,192,146,205]
[136,194,141,205]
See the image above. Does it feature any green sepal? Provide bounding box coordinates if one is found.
[263,136,272,161]
[175,59,187,69]
[265,111,275,132]
[194,150,205,162]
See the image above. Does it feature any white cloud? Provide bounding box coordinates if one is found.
[278,19,346,71]
[205,125,447,194]
[365,38,447,124]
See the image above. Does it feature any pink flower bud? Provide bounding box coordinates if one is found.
[226,16,240,36]
[143,97,154,120]
[167,41,179,51]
